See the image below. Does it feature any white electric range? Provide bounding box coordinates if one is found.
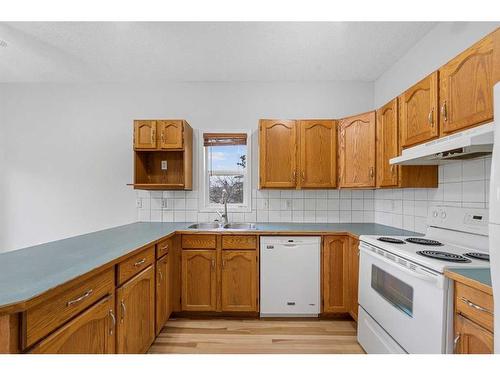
[358,205,490,354]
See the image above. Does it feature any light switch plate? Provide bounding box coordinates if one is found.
[136,198,143,208]
[161,160,168,170]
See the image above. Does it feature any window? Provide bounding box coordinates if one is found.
[200,131,251,212]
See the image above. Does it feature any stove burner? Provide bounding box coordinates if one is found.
[406,238,443,246]
[464,252,490,261]
[417,250,471,263]
[377,237,405,244]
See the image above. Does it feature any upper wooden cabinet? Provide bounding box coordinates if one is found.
[439,33,494,135]
[221,250,258,312]
[494,28,500,84]
[338,111,376,188]
[132,119,193,190]
[259,119,337,189]
[399,72,439,148]
[376,99,438,188]
[116,266,156,354]
[322,236,349,313]
[259,119,298,188]
[298,120,337,188]
[376,99,399,187]
[181,250,217,311]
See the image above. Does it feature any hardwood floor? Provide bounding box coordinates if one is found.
[148,318,364,354]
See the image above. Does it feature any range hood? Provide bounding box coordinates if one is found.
[390,122,494,165]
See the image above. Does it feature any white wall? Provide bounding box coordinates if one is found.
[0,81,373,252]
[374,22,500,107]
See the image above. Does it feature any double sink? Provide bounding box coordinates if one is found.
[187,222,257,230]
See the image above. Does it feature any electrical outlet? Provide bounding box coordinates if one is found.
[161,198,168,209]
[161,160,168,170]
[285,199,292,210]
[136,198,143,208]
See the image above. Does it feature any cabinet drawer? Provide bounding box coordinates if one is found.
[222,235,257,250]
[117,246,155,285]
[23,268,114,349]
[182,234,216,249]
[156,238,171,258]
[455,282,493,332]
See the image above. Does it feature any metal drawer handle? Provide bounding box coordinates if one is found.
[109,310,116,336]
[120,300,126,323]
[159,245,169,253]
[134,258,146,267]
[460,297,493,315]
[66,289,93,306]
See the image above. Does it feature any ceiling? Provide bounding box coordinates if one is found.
[0,22,436,83]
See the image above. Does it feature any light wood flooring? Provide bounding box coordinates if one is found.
[148,318,364,354]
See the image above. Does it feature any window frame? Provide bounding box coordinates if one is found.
[199,130,252,213]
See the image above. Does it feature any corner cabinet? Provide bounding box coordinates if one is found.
[156,253,171,335]
[116,266,156,354]
[132,119,193,190]
[399,72,439,148]
[439,33,494,135]
[338,112,376,188]
[259,119,298,188]
[347,238,360,321]
[322,236,349,313]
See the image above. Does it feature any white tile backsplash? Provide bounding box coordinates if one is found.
[136,156,491,229]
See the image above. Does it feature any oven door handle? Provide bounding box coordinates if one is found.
[360,245,439,283]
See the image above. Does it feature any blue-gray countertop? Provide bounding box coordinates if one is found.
[446,268,492,289]
[0,222,420,311]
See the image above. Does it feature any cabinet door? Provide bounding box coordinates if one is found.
[221,251,258,312]
[454,314,493,354]
[348,238,360,321]
[181,250,217,311]
[30,296,115,354]
[376,99,399,187]
[155,253,171,335]
[440,34,494,135]
[298,120,337,188]
[259,119,297,188]
[134,120,157,149]
[116,266,155,354]
[400,72,438,147]
[338,112,376,188]
[322,236,349,313]
[158,120,184,149]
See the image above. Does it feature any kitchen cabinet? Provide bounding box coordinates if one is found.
[181,250,217,311]
[132,119,193,190]
[116,266,156,354]
[259,119,298,188]
[322,236,349,313]
[376,98,438,188]
[30,296,116,354]
[259,119,337,189]
[298,120,337,188]
[399,72,439,148]
[494,27,500,84]
[439,33,494,136]
[338,111,376,188]
[221,250,258,312]
[156,253,171,335]
[454,314,493,354]
[347,238,359,322]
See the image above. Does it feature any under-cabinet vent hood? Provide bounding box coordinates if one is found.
[390,122,494,165]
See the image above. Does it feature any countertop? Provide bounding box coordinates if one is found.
[445,268,493,295]
[0,222,420,312]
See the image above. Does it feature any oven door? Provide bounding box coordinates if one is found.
[358,242,448,353]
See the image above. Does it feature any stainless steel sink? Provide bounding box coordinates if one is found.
[188,222,221,230]
[223,223,257,230]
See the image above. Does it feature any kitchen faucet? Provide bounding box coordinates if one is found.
[216,189,229,225]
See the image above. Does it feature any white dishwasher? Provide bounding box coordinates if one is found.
[260,236,321,317]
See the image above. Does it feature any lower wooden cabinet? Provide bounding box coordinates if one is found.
[30,295,116,354]
[348,238,360,321]
[116,266,156,354]
[455,314,493,354]
[181,249,218,311]
[322,236,349,313]
[156,253,171,335]
[221,250,258,312]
